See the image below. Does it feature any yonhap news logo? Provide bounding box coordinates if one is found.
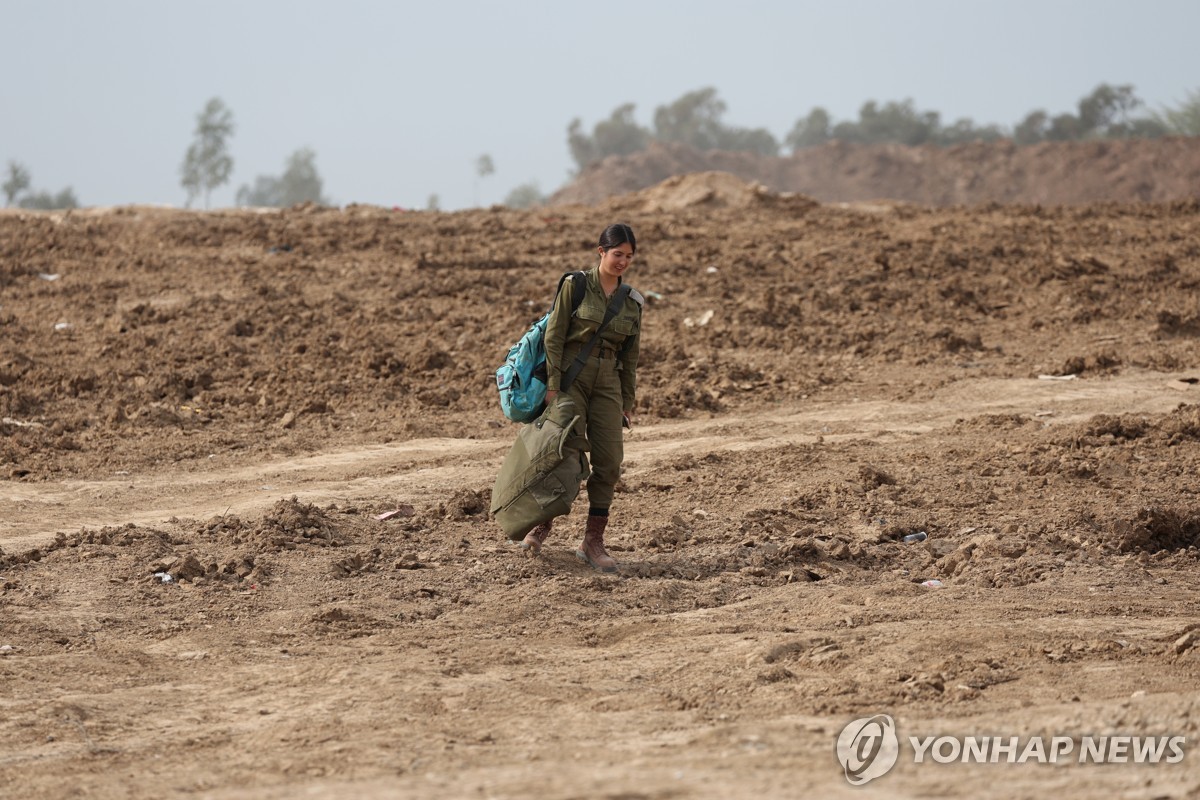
[835,715,1187,786]
[836,715,899,785]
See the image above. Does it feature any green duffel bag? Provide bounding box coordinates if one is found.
[491,395,591,541]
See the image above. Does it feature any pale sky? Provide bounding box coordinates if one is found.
[5,0,1198,210]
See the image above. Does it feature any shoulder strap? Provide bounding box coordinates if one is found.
[569,271,586,312]
[561,284,632,393]
[552,271,588,314]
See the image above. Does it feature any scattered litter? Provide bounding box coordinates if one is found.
[153,572,173,583]
[0,645,15,655]
[1034,410,1055,417]
[38,273,61,281]
[1037,374,1077,381]
[920,579,944,588]
[53,322,74,331]
[902,531,928,543]
[3,417,45,429]
[644,290,665,301]
[706,266,718,274]
[375,505,416,521]
[683,310,714,328]
[957,526,978,535]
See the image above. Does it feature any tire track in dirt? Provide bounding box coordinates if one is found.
[2,371,1192,551]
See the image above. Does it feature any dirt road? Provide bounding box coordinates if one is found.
[2,370,1191,548]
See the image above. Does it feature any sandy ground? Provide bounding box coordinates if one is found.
[2,181,1200,798]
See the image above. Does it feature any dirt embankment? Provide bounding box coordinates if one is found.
[549,137,1200,207]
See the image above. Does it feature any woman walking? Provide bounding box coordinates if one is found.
[521,223,644,572]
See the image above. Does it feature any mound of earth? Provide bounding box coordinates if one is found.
[550,137,1200,207]
[601,170,819,215]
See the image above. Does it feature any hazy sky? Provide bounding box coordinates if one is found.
[5,0,1198,210]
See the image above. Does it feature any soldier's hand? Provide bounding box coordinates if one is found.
[622,412,633,430]
[545,390,558,404]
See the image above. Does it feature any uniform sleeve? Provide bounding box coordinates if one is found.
[620,307,640,412]
[543,276,573,392]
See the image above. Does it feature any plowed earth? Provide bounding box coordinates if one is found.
[2,180,1200,799]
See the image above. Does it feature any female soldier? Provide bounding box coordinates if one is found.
[520,223,644,572]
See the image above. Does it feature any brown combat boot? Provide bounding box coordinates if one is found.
[576,514,618,573]
[519,520,552,556]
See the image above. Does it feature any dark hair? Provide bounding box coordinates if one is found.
[598,222,636,254]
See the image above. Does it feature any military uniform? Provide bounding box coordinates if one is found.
[544,267,643,510]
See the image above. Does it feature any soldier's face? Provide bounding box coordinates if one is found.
[598,244,634,280]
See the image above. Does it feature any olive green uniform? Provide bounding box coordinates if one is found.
[544,267,642,510]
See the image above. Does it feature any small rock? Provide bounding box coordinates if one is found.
[825,541,851,560]
[167,555,205,582]
[279,411,297,429]
[1173,631,1197,655]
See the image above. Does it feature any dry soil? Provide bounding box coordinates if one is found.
[2,176,1200,799]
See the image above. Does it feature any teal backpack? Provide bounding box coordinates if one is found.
[495,272,632,423]
[495,272,585,423]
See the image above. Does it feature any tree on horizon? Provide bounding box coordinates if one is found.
[180,98,235,209]
[3,161,32,206]
[236,148,330,207]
